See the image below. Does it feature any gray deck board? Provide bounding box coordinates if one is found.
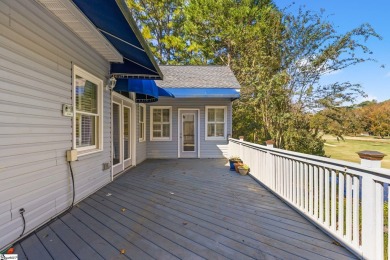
[12,243,27,260]
[106,180,351,260]
[13,159,357,260]
[76,201,179,260]
[106,180,347,253]
[35,226,78,260]
[49,218,104,260]
[60,213,129,260]
[90,192,255,260]
[117,176,321,233]
[69,206,154,260]
[20,233,53,260]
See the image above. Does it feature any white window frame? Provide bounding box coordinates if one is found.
[205,106,227,141]
[72,65,103,154]
[150,106,172,141]
[139,104,146,142]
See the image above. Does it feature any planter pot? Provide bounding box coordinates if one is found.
[234,162,243,173]
[238,167,249,175]
[229,160,242,171]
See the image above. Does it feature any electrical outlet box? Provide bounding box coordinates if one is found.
[62,104,73,117]
[102,162,110,171]
[66,149,78,162]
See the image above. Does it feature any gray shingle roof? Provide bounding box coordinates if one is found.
[155,65,240,89]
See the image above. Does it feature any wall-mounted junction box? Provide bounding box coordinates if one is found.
[62,104,73,117]
[66,149,78,162]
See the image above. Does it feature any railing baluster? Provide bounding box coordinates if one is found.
[314,166,319,219]
[345,174,353,241]
[338,172,345,236]
[331,170,337,231]
[269,153,274,190]
[376,182,384,259]
[319,167,324,223]
[287,159,290,201]
[291,159,294,202]
[352,176,360,247]
[325,168,330,226]
[309,165,314,215]
[284,158,288,198]
[284,158,287,197]
[388,186,390,260]
[297,161,302,208]
[292,160,296,204]
[276,156,279,193]
[286,158,289,198]
[301,163,304,209]
[304,163,309,212]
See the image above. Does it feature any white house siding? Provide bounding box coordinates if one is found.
[0,0,111,249]
[146,98,232,159]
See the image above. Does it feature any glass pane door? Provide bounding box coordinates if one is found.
[112,103,120,165]
[183,113,195,152]
[123,106,131,161]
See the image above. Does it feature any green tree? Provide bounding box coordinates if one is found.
[127,0,203,64]
[368,102,390,138]
[128,1,381,156]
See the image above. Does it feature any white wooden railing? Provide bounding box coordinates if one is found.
[229,138,390,260]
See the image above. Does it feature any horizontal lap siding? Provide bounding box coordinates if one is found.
[0,0,111,249]
[146,98,232,159]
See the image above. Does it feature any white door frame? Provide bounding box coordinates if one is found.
[178,108,200,158]
[112,92,137,179]
[112,101,122,175]
[122,104,132,169]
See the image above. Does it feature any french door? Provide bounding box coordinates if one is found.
[112,95,134,175]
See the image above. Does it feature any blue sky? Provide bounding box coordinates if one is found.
[274,0,390,103]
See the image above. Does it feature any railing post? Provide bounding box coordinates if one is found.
[359,150,386,259]
[265,140,275,189]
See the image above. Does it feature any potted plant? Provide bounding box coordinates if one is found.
[238,164,250,175]
[228,156,242,171]
[234,161,244,173]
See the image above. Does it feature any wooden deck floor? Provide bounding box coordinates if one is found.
[14,159,357,259]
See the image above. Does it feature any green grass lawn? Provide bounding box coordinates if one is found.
[324,136,390,169]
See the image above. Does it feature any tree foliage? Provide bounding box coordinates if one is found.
[127,0,382,155]
[126,0,199,64]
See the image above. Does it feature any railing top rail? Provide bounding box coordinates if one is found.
[229,138,390,178]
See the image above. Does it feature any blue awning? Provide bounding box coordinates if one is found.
[160,88,240,99]
[72,0,162,79]
[115,79,174,103]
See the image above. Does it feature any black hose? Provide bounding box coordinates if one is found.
[67,161,75,212]
[19,208,25,238]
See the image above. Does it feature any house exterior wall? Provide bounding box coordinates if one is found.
[0,0,111,249]
[146,98,232,159]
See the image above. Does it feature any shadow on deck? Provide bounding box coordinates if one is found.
[14,159,357,259]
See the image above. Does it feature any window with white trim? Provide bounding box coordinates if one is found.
[73,66,103,152]
[206,106,227,140]
[139,104,146,142]
[150,106,172,141]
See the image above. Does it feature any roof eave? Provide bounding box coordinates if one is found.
[36,0,123,63]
